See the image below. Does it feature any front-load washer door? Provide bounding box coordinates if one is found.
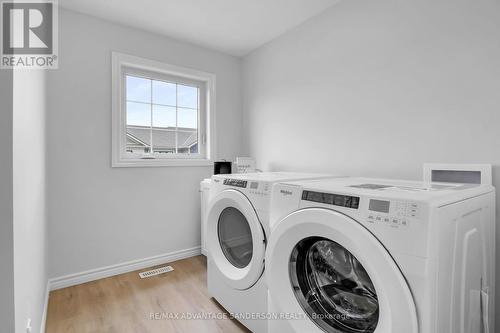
[266,208,418,333]
[206,189,265,290]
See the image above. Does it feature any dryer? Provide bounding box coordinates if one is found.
[267,177,495,333]
[205,172,338,333]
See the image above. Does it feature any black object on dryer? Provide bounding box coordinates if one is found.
[214,161,232,175]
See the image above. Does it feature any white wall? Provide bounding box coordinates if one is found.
[47,9,243,278]
[0,69,15,333]
[0,68,48,333]
[243,0,500,322]
[13,69,48,333]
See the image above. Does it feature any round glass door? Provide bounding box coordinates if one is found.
[206,189,265,290]
[290,236,379,333]
[218,207,253,268]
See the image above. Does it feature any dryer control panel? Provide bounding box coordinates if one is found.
[366,199,421,228]
[223,179,247,188]
[221,178,271,196]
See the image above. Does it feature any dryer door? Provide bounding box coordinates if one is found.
[266,208,418,333]
[206,189,265,290]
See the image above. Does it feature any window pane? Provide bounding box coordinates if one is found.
[126,102,151,126]
[177,84,198,109]
[178,108,198,129]
[126,125,151,154]
[152,80,176,106]
[152,128,176,154]
[177,129,198,154]
[126,76,151,103]
[152,105,176,128]
[189,143,198,154]
[126,101,151,154]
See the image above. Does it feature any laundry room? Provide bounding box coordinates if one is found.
[0,0,499,332]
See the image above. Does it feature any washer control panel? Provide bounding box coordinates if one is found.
[248,181,270,196]
[366,199,420,228]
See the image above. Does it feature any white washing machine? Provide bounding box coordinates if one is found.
[200,178,212,256]
[206,172,338,333]
[267,177,495,333]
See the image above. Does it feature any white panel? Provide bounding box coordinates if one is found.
[13,70,48,333]
[423,164,492,185]
[457,228,482,333]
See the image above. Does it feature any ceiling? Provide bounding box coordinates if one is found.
[59,0,339,56]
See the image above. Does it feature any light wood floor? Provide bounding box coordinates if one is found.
[46,256,251,333]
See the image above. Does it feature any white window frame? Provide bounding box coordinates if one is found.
[112,52,216,167]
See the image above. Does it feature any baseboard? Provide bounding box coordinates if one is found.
[40,280,50,333]
[49,246,201,291]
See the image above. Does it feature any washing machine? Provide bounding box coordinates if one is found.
[267,177,495,333]
[200,178,212,256]
[206,172,338,333]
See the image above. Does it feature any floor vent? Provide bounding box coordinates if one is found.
[139,265,174,279]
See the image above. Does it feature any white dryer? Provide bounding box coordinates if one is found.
[267,177,495,333]
[206,172,337,333]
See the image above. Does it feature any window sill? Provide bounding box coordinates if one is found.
[112,158,214,168]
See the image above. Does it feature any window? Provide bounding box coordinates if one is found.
[125,75,199,155]
[112,52,216,167]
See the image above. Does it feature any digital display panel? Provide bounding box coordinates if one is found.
[302,191,360,209]
[223,179,248,188]
[369,199,390,213]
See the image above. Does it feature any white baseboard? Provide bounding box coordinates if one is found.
[49,246,201,291]
[40,280,50,333]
